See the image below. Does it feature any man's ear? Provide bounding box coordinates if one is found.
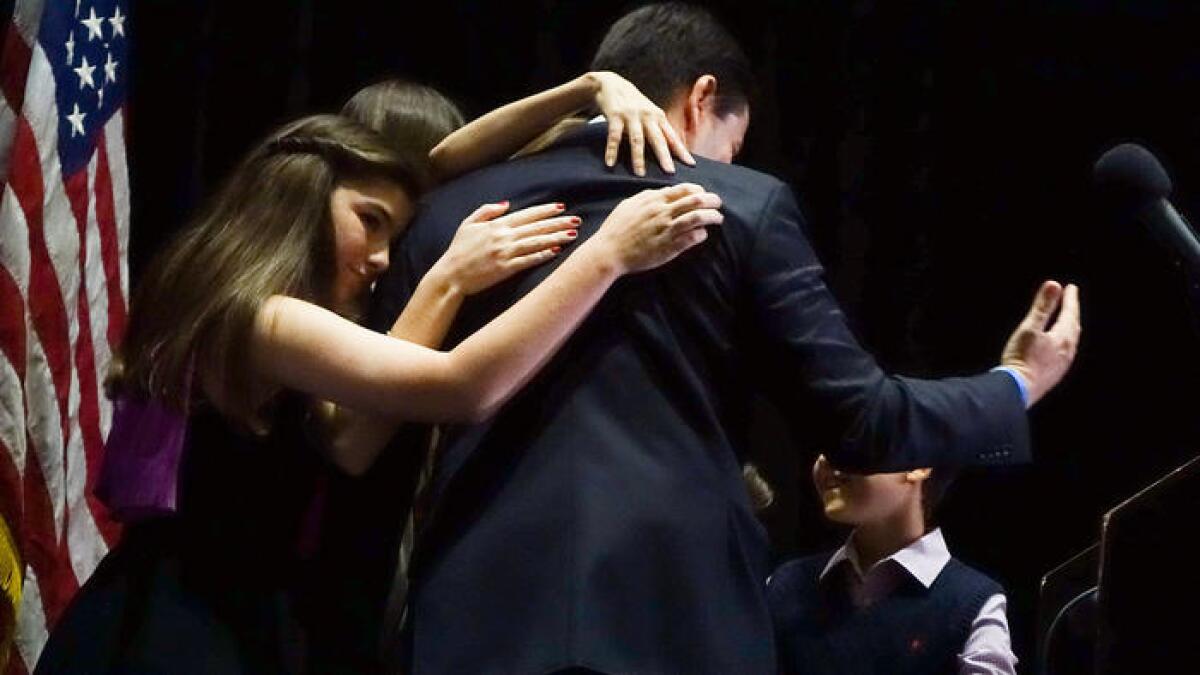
[683,74,720,130]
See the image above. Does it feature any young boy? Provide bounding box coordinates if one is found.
[766,455,1017,675]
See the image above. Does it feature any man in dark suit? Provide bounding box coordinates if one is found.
[370,4,1080,673]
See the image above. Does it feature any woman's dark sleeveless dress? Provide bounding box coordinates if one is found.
[35,396,332,674]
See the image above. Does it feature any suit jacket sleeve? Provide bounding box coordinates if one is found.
[744,183,1030,472]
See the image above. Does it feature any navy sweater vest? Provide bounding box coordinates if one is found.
[767,551,1002,675]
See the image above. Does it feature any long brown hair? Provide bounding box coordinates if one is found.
[341,79,464,181]
[111,114,423,425]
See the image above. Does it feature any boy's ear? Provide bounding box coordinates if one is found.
[904,467,932,484]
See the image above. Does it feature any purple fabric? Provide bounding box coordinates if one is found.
[96,394,189,521]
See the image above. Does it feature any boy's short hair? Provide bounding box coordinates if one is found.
[920,466,961,525]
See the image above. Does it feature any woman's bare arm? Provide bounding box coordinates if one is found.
[312,201,581,473]
[255,184,722,474]
[430,72,694,180]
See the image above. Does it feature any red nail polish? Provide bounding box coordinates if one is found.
[499,200,509,207]
[570,216,581,225]
[556,202,565,210]
[551,246,562,254]
[567,230,578,238]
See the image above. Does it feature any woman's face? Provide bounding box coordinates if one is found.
[328,177,413,318]
[811,454,923,525]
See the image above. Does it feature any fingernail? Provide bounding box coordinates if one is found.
[551,246,562,253]
[556,202,565,210]
[570,216,581,225]
[498,200,509,207]
[567,230,578,238]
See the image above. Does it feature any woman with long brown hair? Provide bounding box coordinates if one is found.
[318,70,696,471]
[34,107,718,672]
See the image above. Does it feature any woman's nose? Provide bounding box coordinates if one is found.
[367,246,390,274]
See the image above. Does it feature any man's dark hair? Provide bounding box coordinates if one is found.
[591,2,754,116]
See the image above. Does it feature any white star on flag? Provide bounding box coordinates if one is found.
[109,7,126,38]
[66,102,87,136]
[81,7,104,41]
[74,54,96,89]
[104,51,118,83]
[65,30,75,64]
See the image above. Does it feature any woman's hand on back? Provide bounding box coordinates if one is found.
[585,183,722,275]
[429,201,581,295]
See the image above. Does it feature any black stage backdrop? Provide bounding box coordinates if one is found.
[124,0,1200,665]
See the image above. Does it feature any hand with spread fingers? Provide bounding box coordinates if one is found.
[1000,280,1082,406]
[586,182,723,274]
[429,201,581,295]
[588,71,697,177]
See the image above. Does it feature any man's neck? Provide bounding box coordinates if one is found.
[663,104,696,155]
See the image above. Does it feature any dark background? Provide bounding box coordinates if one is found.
[124,0,1200,668]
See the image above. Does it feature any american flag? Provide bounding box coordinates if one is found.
[0,0,129,671]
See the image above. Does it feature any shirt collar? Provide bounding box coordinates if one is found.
[818,542,855,581]
[819,527,952,589]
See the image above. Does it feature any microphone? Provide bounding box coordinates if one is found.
[1093,143,1200,276]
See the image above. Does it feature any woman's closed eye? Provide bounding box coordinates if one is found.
[360,210,384,232]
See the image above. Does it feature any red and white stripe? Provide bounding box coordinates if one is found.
[1,0,128,671]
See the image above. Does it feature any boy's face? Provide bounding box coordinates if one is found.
[811,455,929,525]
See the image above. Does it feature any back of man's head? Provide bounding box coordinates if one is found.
[591,2,754,116]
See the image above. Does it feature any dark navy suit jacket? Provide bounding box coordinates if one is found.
[370,124,1030,674]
